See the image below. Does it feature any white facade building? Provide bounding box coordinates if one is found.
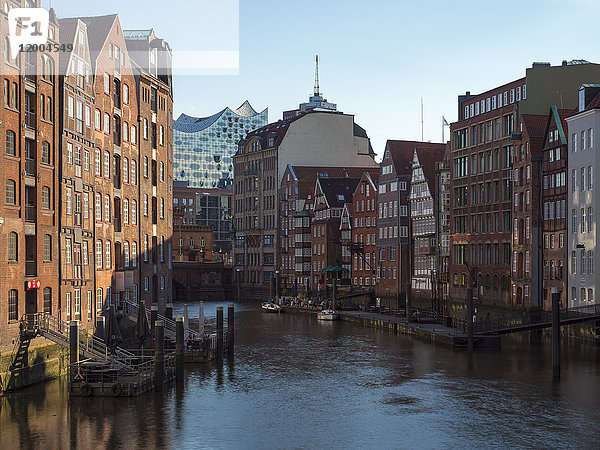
[566,84,600,307]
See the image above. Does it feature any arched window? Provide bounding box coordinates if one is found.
[4,37,10,63]
[41,186,51,209]
[6,130,16,155]
[43,287,52,314]
[131,241,137,268]
[43,234,52,261]
[485,274,490,288]
[6,179,16,204]
[123,198,129,224]
[493,274,499,290]
[460,272,468,287]
[123,241,130,268]
[42,141,51,164]
[8,231,18,261]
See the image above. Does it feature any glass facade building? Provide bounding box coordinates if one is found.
[173,101,268,188]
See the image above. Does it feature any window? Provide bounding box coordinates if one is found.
[41,186,51,209]
[104,73,110,93]
[160,125,164,146]
[103,113,110,133]
[6,179,16,204]
[43,234,52,261]
[131,125,137,144]
[104,195,110,222]
[144,194,149,216]
[104,151,110,178]
[132,241,137,267]
[144,235,149,262]
[6,130,15,156]
[160,197,164,219]
[124,241,130,268]
[96,288,103,311]
[143,118,149,140]
[44,288,52,314]
[131,160,137,184]
[123,198,129,224]
[123,122,128,142]
[131,200,137,225]
[94,149,101,176]
[74,289,81,318]
[65,238,72,264]
[82,240,88,265]
[144,156,149,178]
[588,166,593,191]
[95,109,101,130]
[8,290,18,321]
[123,84,129,104]
[160,162,164,182]
[105,241,111,269]
[589,251,594,275]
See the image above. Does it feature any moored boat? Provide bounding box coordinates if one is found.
[261,302,283,313]
[317,309,339,321]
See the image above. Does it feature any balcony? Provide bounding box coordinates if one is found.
[25,205,36,235]
[25,260,36,277]
[25,158,36,187]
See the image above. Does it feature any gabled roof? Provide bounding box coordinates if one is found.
[353,171,378,198]
[73,14,118,70]
[57,18,81,74]
[413,145,447,197]
[385,140,446,176]
[521,114,547,156]
[287,165,380,200]
[316,177,361,208]
[246,114,304,148]
[544,106,573,147]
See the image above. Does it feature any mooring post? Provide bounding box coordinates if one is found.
[175,316,184,383]
[216,306,224,360]
[69,320,79,366]
[151,306,158,345]
[95,316,105,341]
[199,301,204,335]
[227,303,234,356]
[236,269,241,302]
[154,320,165,392]
[275,271,280,302]
[552,291,560,380]
[183,304,189,339]
[405,283,412,322]
[466,287,474,351]
[165,303,173,321]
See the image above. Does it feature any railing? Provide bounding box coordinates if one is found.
[121,300,202,341]
[22,312,136,368]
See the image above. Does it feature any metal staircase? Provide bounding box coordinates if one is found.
[21,313,136,369]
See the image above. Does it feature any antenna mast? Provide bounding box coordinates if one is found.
[314,55,320,96]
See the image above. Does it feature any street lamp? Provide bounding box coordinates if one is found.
[275,270,280,302]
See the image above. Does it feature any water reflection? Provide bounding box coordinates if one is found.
[2,304,600,448]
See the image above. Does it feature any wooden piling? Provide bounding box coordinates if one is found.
[69,321,79,366]
[154,320,165,392]
[199,302,204,335]
[165,303,174,321]
[405,284,412,322]
[175,316,184,383]
[151,306,158,345]
[216,306,224,360]
[466,287,474,352]
[552,291,560,380]
[227,304,234,356]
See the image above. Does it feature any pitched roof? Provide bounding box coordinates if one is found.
[288,165,380,200]
[73,14,118,69]
[385,140,446,176]
[57,18,80,74]
[174,101,266,133]
[317,177,361,208]
[414,145,447,197]
[521,114,547,156]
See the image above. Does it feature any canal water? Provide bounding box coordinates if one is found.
[2,301,600,449]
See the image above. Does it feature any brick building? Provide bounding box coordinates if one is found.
[233,109,378,289]
[450,61,600,308]
[279,165,379,292]
[541,106,570,310]
[349,172,378,288]
[57,18,96,327]
[173,206,213,262]
[0,2,61,347]
[124,29,173,310]
[434,149,451,305]
[311,177,360,291]
[0,8,173,349]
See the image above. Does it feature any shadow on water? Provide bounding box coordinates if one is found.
[1,302,600,448]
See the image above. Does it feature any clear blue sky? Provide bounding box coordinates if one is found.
[50,0,600,160]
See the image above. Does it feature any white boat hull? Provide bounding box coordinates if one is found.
[317,310,339,321]
[261,303,283,313]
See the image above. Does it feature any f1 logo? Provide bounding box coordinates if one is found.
[7,8,49,58]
